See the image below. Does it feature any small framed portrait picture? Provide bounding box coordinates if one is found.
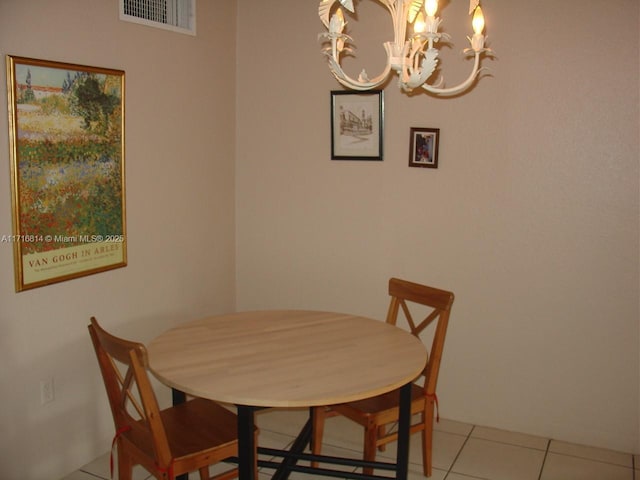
[409,127,440,168]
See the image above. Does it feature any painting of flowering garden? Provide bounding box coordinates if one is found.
[7,56,126,290]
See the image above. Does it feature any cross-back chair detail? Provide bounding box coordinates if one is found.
[89,317,244,480]
[311,278,454,477]
[387,278,454,400]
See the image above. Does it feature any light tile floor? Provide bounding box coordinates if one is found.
[62,409,638,480]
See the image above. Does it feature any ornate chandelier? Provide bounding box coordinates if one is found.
[318,0,492,95]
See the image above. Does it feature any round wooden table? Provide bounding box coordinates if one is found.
[148,310,427,480]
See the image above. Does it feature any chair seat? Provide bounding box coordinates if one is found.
[333,383,426,419]
[161,398,239,460]
[119,396,241,477]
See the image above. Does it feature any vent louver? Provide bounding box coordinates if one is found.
[120,0,195,35]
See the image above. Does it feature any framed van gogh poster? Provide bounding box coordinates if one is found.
[5,56,126,292]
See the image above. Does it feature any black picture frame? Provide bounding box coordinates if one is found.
[409,127,440,169]
[331,90,383,161]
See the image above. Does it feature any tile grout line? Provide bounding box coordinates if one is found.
[442,424,477,480]
[78,470,108,480]
[468,433,634,469]
[536,439,552,480]
[545,448,637,470]
[470,436,550,452]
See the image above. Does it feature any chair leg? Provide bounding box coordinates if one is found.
[422,400,435,477]
[363,424,378,476]
[377,425,387,452]
[310,407,326,468]
[198,466,211,480]
[117,447,134,480]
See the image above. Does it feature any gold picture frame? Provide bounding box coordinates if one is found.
[5,55,126,291]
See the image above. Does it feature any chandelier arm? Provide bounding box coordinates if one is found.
[420,51,481,96]
[325,41,395,90]
[329,60,393,90]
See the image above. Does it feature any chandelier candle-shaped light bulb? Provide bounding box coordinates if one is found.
[330,7,346,52]
[330,8,345,34]
[471,6,485,51]
[425,0,439,17]
[424,0,440,33]
[413,11,426,34]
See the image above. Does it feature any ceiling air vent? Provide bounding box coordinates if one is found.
[120,0,196,35]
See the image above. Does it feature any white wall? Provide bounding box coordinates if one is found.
[236,0,640,454]
[0,1,237,478]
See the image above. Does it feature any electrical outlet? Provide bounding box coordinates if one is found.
[40,378,54,404]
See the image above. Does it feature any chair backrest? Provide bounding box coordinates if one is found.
[385,278,454,396]
[88,317,173,468]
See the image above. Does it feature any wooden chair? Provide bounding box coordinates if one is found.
[311,278,454,477]
[89,316,248,480]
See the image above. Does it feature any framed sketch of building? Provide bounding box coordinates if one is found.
[330,90,383,161]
